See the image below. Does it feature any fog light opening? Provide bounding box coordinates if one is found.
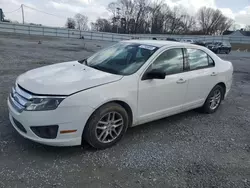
[30,125,58,139]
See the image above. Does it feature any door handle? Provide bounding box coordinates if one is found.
[211,72,217,76]
[176,78,186,84]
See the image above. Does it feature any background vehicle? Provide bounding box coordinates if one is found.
[181,39,194,44]
[8,40,233,149]
[193,40,206,47]
[207,41,232,54]
[166,38,178,41]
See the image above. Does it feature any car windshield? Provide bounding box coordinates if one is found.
[84,42,158,75]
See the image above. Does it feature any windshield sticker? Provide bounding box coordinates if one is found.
[139,45,156,51]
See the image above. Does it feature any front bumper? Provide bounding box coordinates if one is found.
[8,98,93,146]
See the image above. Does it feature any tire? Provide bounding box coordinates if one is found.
[200,85,224,114]
[83,103,129,149]
[226,50,230,54]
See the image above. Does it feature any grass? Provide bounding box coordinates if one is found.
[232,43,250,51]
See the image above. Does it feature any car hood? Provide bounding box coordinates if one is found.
[17,61,123,95]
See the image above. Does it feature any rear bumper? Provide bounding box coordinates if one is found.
[225,78,232,98]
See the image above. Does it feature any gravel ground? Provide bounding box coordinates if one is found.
[0,33,249,188]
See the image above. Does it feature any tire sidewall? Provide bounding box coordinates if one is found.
[203,85,224,113]
[83,103,129,149]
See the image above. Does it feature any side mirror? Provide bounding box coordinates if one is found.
[143,69,166,80]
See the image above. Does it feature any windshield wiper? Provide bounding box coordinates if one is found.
[90,65,122,75]
[78,58,88,65]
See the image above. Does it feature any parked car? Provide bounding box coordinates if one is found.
[207,41,232,54]
[8,40,233,149]
[166,37,178,41]
[193,40,206,47]
[205,42,213,48]
[181,39,194,44]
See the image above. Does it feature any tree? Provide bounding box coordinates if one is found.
[231,24,241,31]
[74,13,88,30]
[150,1,165,34]
[245,25,250,31]
[179,14,196,33]
[217,18,234,34]
[65,18,76,29]
[105,0,233,35]
[197,7,233,35]
[93,18,112,32]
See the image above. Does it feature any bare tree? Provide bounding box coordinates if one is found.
[108,2,118,18]
[217,18,234,34]
[150,1,165,34]
[167,6,185,34]
[180,14,196,33]
[94,18,112,32]
[245,25,250,31]
[105,1,233,35]
[65,18,76,29]
[197,7,233,35]
[231,24,241,31]
[74,13,88,30]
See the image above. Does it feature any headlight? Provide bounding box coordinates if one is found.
[25,97,65,111]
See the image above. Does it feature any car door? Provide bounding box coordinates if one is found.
[182,48,218,110]
[137,48,189,124]
[221,42,226,52]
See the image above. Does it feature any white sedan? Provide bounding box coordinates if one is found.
[8,40,233,149]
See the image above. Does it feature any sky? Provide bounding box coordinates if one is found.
[0,0,250,29]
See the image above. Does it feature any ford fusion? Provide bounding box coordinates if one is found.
[8,40,233,149]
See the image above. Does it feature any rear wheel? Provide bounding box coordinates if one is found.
[200,85,224,113]
[83,103,129,149]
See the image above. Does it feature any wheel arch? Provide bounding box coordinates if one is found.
[217,82,226,99]
[112,100,133,127]
[87,100,134,128]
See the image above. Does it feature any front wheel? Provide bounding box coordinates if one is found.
[200,85,224,113]
[83,103,129,149]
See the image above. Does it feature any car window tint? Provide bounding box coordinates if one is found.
[87,43,158,75]
[150,48,183,75]
[187,49,209,70]
[208,56,214,66]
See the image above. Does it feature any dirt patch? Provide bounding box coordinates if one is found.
[232,43,250,51]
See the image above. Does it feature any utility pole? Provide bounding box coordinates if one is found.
[116,7,120,34]
[21,4,24,24]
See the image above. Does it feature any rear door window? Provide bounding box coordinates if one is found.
[186,49,215,70]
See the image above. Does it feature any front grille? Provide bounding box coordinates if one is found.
[12,117,27,133]
[9,85,31,113]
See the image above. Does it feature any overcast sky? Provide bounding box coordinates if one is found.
[1,0,250,29]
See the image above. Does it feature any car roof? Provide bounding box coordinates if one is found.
[122,40,196,48]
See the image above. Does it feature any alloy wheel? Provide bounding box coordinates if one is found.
[209,89,221,110]
[95,112,124,144]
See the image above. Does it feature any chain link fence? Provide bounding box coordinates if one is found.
[1,22,250,44]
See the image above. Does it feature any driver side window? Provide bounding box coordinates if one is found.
[149,48,184,75]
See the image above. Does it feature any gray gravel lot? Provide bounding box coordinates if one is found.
[0,33,249,188]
